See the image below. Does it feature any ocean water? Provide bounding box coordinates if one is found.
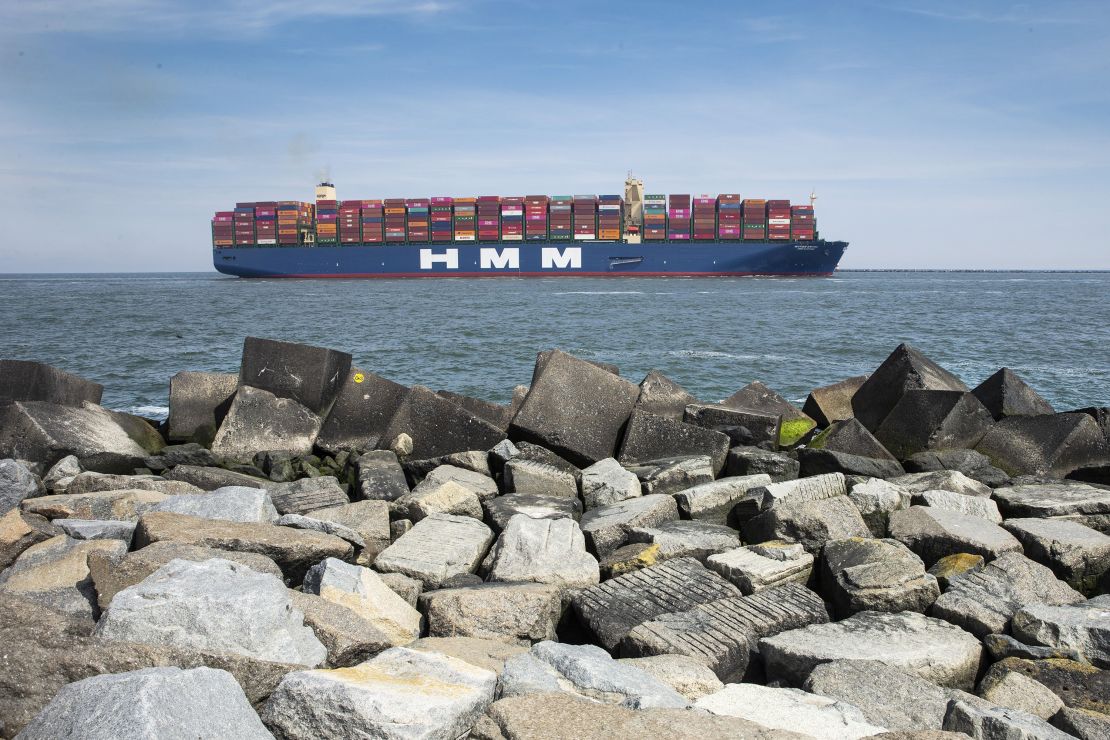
[1,272,1107,419]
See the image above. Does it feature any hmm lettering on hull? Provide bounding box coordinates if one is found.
[419,247,583,271]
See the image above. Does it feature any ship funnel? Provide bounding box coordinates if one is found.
[315,182,337,202]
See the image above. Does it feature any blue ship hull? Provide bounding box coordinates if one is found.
[213,239,847,278]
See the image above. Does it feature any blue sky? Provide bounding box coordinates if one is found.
[1,0,1108,271]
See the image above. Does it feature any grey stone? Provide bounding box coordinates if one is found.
[306,500,391,564]
[0,359,102,407]
[147,443,220,470]
[302,557,421,645]
[315,367,409,453]
[725,445,800,482]
[438,390,512,431]
[149,485,279,523]
[570,557,741,651]
[742,495,871,555]
[973,368,1056,422]
[978,669,1065,720]
[598,542,665,579]
[162,464,269,491]
[618,654,723,701]
[405,450,496,487]
[355,450,409,501]
[0,508,55,571]
[63,471,203,496]
[481,494,581,534]
[290,589,400,667]
[378,571,422,608]
[985,657,1110,715]
[928,553,987,589]
[380,385,507,459]
[503,457,578,498]
[918,490,1002,522]
[1011,598,1110,668]
[1002,518,1110,593]
[390,519,411,541]
[407,636,527,675]
[875,390,995,460]
[210,386,323,459]
[14,666,273,740]
[166,371,238,443]
[810,418,897,461]
[851,343,969,433]
[580,457,641,510]
[579,493,678,557]
[695,683,887,739]
[903,448,1011,487]
[487,438,519,475]
[276,513,364,547]
[0,535,125,621]
[944,699,1072,740]
[1,459,43,516]
[260,646,497,740]
[621,583,829,681]
[507,441,581,482]
[238,336,351,416]
[389,432,413,456]
[21,488,172,522]
[54,518,135,543]
[267,476,348,515]
[626,519,740,562]
[888,506,1022,567]
[994,482,1110,530]
[804,375,869,428]
[530,349,619,381]
[848,478,913,536]
[673,474,771,524]
[982,633,1084,662]
[500,640,688,709]
[395,479,483,522]
[635,370,698,420]
[1053,707,1110,740]
[684,402,781,447]
[820,538,939,617]
[419,582,563,645]
[41,454,81,491]
[618,409,730,475]
[481,514,599,589]
[737,472,848,520]
[627,455,715,495]
[977,413,1109,477]
[416,463,499,502]
[373,512,494,589]
[723,380,816,446]
[930,552,1084,638]
[761,610,983,690]
[892,470,993,497]
[798,448,906,479]
[95,558,326,666]
[706,541,814,594]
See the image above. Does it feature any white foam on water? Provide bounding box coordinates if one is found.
[119,405,169,420]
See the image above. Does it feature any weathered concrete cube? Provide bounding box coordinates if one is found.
[976,413,1109,477]
[481,494,582,534]
[166,371,238,443]
[210,386,322,460]
[722,381,816,446]
[315,368,409,454]
[238,337,351,416]
[809,418,896,461]
[875,390,995,460]
[579,494,679,558]
[819,537,939,617]
[373,512,494,589]
[1002,518,1110,594]
[972,368,1055,421]
[0,359,103,407]
[634,370,698,420]
[684,403,781,448]
[378,385,505,460]
[618,410,730,476]
[803,375,869,428]
[851,343,969,432]
[437,390,512,430]
[888,505,1021,567]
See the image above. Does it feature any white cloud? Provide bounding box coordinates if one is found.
[889,2,1090,26]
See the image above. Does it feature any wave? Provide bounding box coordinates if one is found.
[119,405,169,419]
[668,349,791,362]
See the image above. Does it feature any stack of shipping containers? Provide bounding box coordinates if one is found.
[791,204,815,240]
[277,203,299,246]
[549,196,572,240]
[212,211,234,247]
[501,198,523,241]
[573,195,597,240]
[477,197,501,241]
[597,195,621,240]
[384,199,406,243]
[643,194,666,240]
[315,199,338,244]
[430,197,453,242]
[767,199,791,240]
[692,196,716,240]
[742,199,767,240]
[717,194,741,240]
[406,199,430,242]
[339,201,362,244]
[254,203,276,245]
[361,200,383,244]
[453,198,476,240]
[668,194,691,240]
[525,195,549,240]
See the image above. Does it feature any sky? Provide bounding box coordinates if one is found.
[1,0,1108,272]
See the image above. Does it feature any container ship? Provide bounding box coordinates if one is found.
[212,176,846,278]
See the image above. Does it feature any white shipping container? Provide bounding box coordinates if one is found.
[502,234,523,241]
[573,233,596,240]
[768,218,791,225]
[257,238,277,244]
[501,208,523,216]
[454,235,475,241]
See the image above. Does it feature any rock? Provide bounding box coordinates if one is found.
[874,390,994,460]
[134,511,352,583]
[684,402,781,447]
[288,589,399,667]
[64,471,203,496]
[306,500,391,564]
[419,582,564,645]
[372,512,494,588]
[599,542,663,578]
[88,540,283,609]
[54,518,135,543]
[0,401,159,473]
[482,494,581,534]
[891,470,993,497]
[407,636,527,675]
[725,445,800,482]
[238,336,351,415]
[673,474,771,524]
[973,368,1055,421]
[810,418,897,461]
[147,443,220,470]
[760,610,983,690]
[978,669,1065,720]
[742,495,871,555]
[1002,518,1110,593]
[277,514,364,548]
[302,557,420,645]
[994,482,1110,532]
[735,472,848,520]
[887,506,1022,567]
[21,488,169,522]
[389,432,414,456]
[930,552,1084,638]
[1011,598,1110,668]
[820,538,940,617]
[531,349,619,381]
[315,368,409,453]
[570,557,741,651]
[166,371,238,443]
[626,455,715,495]
[381,385,506,459]
[500,640,687,709]
[1070,464,1110,486]
[378,571,422,607]
[14,666,273,740]
[0,508,54,571]
[927,553,985,589]
[804,375,869,428]
[848,478,912,537]
[415,464,499,501]
[438,390,513,430]
[696,683,887,739]
[210,386,322,459]
[805,659,976,732]
[798,448,906,479]
[618,654,723,701]
[982,633,1084,662]
[635,370,698,420]
[487,438,520,475]
[390,519,411,541]
[506,442,581,482]
[149,485,279,524]
[396,479,483,521]
[0,359,102,406]
[42,454,81,491]
[163,463,269,490]
[988,657,1110,715]
[579,457,641,510]
[267,476,348,515]
[1,459,43,516]
[503,458,578,498]
[851,343,969,433]
[723,381,817,447]
[261,646,496,739]
[706,541,814,594]
[944,699,1072,740]
[481,515,599,589]
[355,450,410,501]
[621,583,829,681]
[0,534,124,621]
[618,409,730,475]
[626,519,740,562]
[917,490,1002,522]
[902,449,1011,487]
[977,413,1109,477]
[579,494,679,557]
[1053,707,1110,740]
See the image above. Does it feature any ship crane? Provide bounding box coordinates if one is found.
[623,173,644,244]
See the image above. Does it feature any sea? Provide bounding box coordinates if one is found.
[2,271,1107,419]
